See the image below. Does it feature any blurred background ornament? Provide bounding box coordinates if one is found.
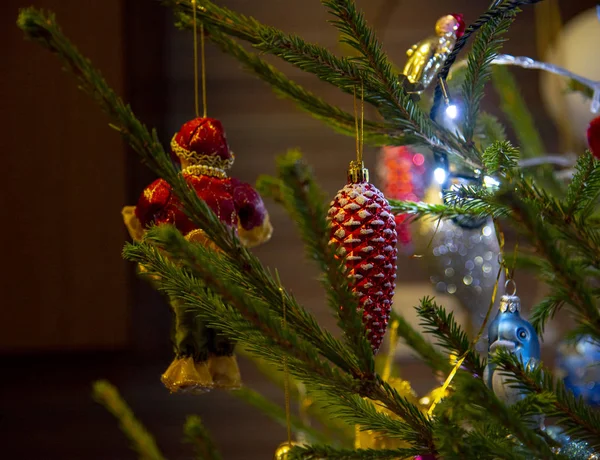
[545,425,600,460]
[378,145,427,251]
[588,115,600,158]
[413,163,503,333]
[555,335,600,406]
[541,7,600,146]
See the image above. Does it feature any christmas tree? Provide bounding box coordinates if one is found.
[16,0,600,458]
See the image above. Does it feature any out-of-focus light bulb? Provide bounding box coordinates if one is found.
[434,167,447,185]
[483,175,500,188]
[445,104,458,120]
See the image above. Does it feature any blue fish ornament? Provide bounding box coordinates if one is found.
[484,294,540,406]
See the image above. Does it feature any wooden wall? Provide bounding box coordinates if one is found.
[1,0,128,350]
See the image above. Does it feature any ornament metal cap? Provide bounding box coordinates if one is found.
[499,294,521,313]
[348,160,369,183]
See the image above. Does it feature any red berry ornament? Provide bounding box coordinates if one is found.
[587,115,600,159]
[328,162,398,352]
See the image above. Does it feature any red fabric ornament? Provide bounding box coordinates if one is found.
[328,172,398,352]
[135,116,271,247]
[135,175,268,240]
[170,117,234,166]
[587,115,600,159]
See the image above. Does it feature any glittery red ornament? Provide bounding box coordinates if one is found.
[587,115,600,159]
[328,164,398,352]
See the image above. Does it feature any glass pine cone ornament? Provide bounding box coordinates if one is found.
[327,161,398,352]
[556,335,600,406]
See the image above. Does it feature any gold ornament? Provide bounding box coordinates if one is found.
[274,441,299,460]
[355,377,419,450]
[403,14,465,88]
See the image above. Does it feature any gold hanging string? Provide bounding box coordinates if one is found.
[192,1,207,118]
[353,87,360,160]
[280,287,292,445]
[427,221,506,417]
[352,82,365,164]
[360,82,364,164]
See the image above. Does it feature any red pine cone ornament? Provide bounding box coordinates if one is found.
[587,115,600,159]
[328,162,398,352]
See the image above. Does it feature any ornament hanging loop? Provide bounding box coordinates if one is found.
[192,0,208,118]
[348,82,368,183]
[504,278,517,297]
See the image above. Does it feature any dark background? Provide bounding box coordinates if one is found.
[1,0,597,458]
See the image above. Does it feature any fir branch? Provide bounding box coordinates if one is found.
[431,0,544,118]
[529,293,566,336]
[132,227,360,375]
[151,225,362,373]
[389,310,449,373]
[565,151,600,217]
[474,112,507,150]
[499,188,600,340]
[416,297,485,377]
[387,199,507,222]
[269,150,374,372]
[442,374,557,459]
[327,392,432,449]
[289,444,421,459]
[176,19,398,146]
[92,381,165,460]
[482,140,519,176]
[128,238,434,448]
[183,416,222,460]
[461,11,514,145]
[491,66,545,158]
[492,348,600,449]
[231,387,330,444]
[167,0,476,168]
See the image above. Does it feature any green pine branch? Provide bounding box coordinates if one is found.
[231,387,330,445]
[492,348,600,449]
[498,187,600,340]
[431,0,545,117]
[183,416,222,460]
[491,66,545,158]
[92,381,166,460]
[173,16,398,146]
[566,152,600,217]
[416,297,485,378]
[167,0,478,169]
[389,310,450,373]
[130,227,359,376]
[482,140,519,176]
[289,444,422,459]
[257,150,374,372]
[438,374,557,459]
[461,10,514,146]
[124,229,435,450]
